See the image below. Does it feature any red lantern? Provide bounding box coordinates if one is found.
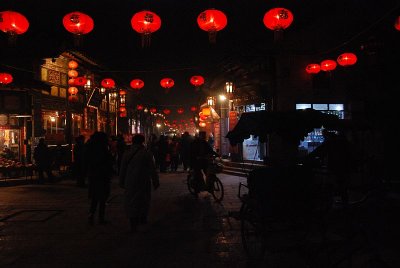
[163,109,171,115]
[306,64,321,74]
[68,95,78,102]
[320,60,337,72]
[119,112,127,118]
[190,106,197,112]
[68,69,78,78]
[0,11,29,35]
[150,108,157,113]
[68,78,76,86]
[68,60,78,69]
[74,77,87,86]
[131,10,162,47]
[119,107,127,113]
[137,104,144,110]
[63,12,94,35]
[160,78,174,93]
[0,72,13,84]
[119,89,127,95]
[130,79,144,90]
[197,9,227,43]
[68,87,78,95]
[337,53,357,67]
[395,16,400,31]
[177,108,184,114]
[190,75,205,87]
[101,78,115,89]
[263,8,294,31]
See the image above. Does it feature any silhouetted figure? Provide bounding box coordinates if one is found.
[147,134,159,168]
[85,132,114,225]
[180,131,193,171]
[119,134,159,233]
[169,136,180,172]
[189,131,219,194]
[73,135,86,187]
[33,138,55,184]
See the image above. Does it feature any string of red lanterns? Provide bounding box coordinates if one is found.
[306,52,358,74]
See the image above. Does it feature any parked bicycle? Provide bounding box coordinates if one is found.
[187,156,224,202]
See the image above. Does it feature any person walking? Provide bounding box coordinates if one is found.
[85,132,114,225]
[33,138,55,184]
[119,134,159,233]
[180,131,193,171]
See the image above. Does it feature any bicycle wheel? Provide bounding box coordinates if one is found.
[210,175,224,202]
[187,173,197,196]
[241,202,266,260]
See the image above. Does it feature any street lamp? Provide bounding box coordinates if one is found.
[225,81,234,111]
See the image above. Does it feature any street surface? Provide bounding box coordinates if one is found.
[1,172,399,268]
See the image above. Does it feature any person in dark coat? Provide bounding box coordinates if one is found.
[85,132,114,225]
[116,134,126,175]
[157,135,169,173]
[179,131,193,171]
[73,135,86,187]
[119,134,159,233]
[33,138,55,184]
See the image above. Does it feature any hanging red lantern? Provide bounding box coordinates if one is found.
[68,69,78,78]
[337,53,357,67]
[131,10,161,47]
[68,78,76,86]
[395,16,400,31]
[62,12,94,35]
[74,77,87,86]
[320,60,337,72]
[68,95,78,102]
[119,112,127,118]
[130,79,144,90]
[149,108,157,113]
[68,60,78,69]
[160,78,174,93]
[190,106,197,112]
[197,9,227,43]
[119,107,127,113]
[163,109,171,115]
[101,78,115,89]
[119,89,127,95]
[177,108,184,114]
[0,11,29,35]
[0,72,13,84]
[263,8,294,31]
[68,87,78,95]
[190,75,205,87]
[306,64,321,74]
[137,104,144,110]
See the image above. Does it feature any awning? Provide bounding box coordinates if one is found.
[226,109,342,145]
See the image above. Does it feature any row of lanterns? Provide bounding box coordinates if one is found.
[136,105,198,114]
[306,52,358,74]
[129,75,205,92]
[0,7,297,46]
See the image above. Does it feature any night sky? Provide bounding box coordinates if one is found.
[1,0,399,121]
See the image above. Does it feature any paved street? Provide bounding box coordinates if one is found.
[1,172,400,268]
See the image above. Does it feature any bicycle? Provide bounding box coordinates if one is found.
[187,156,224,202]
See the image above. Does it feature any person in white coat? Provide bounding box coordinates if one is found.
[119,134,159,232]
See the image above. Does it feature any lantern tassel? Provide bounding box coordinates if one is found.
[73,35,83,47]
[208,30,217,44]
[273,30,284,43]
[7,34,17,46]
[141,33,152,48]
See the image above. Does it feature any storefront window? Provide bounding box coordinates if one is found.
[0,128,20,160]
[297,103,344,153]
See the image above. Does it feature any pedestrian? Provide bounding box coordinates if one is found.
[85,132,114,225]
[116,134,126,175]
[157,135,169,173]
[33,138,55,184]
[179,131,193,171]
[169,135,180,172]
[119,134,159,233]
[73,135,86,187]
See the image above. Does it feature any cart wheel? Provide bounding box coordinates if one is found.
[241,203,266,260]
[210,175,224,202]
[187,173,197,196]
